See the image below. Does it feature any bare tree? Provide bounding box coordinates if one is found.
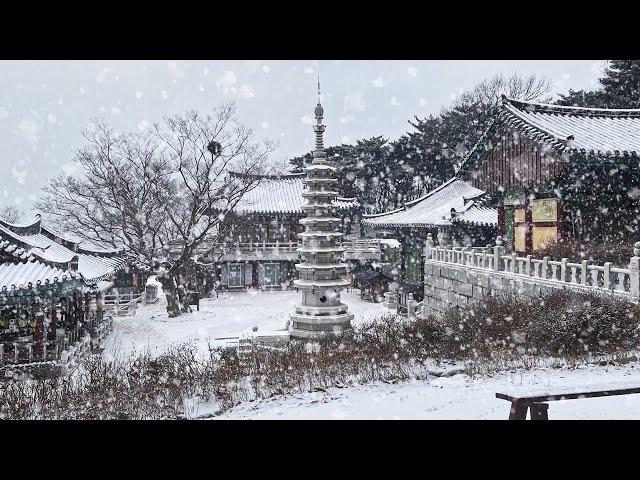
[0,204,24,224]
[408,73,552,172]
[37,103,276,317]
[456,73,553,110]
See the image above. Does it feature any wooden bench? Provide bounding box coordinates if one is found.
[496,383,640,420]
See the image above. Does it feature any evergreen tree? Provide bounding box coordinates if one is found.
[557,60,640,108]
[599,60,640,108]
[556,88,609,107]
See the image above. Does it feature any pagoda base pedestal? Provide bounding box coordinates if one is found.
[289,312,354,339]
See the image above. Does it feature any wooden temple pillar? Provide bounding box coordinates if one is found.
[34,311,45,359]
[497,197,505,237]
[96,291,103,312]
[47,304,57,341]
[69,293,75,333]
[524,192,534,255]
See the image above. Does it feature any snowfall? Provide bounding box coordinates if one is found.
[102,286,640,420]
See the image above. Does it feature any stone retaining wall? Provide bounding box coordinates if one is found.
[421,235,640,319]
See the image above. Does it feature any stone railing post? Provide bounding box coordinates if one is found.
[560,258,568,283]
[630,242,640,298]
[425,232,435,260]
[407,293,415,319]
[603,262,612,290]
[581,260,588,285]
[493,236,505,272]
[542,256,549,280]
[485,244,492,269]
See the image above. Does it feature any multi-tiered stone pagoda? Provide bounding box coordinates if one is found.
[289,86,354,339]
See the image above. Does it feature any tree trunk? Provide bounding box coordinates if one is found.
[159,275,182,318]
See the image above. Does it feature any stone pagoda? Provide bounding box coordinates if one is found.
[289,84,354,339]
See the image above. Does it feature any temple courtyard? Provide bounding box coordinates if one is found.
[99,288,640,420]
[102,289,387,360]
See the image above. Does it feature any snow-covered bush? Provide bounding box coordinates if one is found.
[2,290,638,419]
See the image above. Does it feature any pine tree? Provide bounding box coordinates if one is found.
[556,88,609,107]
[599,60,640,108]
[557,60,640,108]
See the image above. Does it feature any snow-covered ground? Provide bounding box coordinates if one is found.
[215,362,640,420]
[101,287,640,420]
[102,288,388,360]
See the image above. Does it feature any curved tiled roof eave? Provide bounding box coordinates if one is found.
[457,97,640,178]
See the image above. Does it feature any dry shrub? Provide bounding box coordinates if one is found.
[434,291,640,359]
[2,290,639,419]
[536,238,632,267]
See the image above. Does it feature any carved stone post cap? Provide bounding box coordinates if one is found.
[427,232,433,240]
[634,242,640,257]
[495,236,504,247]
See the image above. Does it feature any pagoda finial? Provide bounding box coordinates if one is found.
[313,79,325,158]
[314,77,324,123]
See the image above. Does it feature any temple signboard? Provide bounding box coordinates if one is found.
[532,198,557,223]
[514,209,525,223]
[532,226,558,250]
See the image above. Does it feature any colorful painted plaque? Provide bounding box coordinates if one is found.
[532,226,558,250]
[532,198,557,223]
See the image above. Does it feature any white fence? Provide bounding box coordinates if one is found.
[103,291,143,316]
[424,234,640,299]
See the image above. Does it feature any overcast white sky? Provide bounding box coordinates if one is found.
[0,60,606,213]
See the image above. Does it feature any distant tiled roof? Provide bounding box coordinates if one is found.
[229,172,358,214]
[451,202,498,227]
[500,97,640,156]
[362,178,485,228]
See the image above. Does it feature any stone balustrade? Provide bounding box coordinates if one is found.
[421,233,640,318]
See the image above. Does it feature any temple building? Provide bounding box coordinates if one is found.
[0,214,128,366]
[459,96,640,254]
[362,177,498,281]
[206,172,359,290]
[288,87,354,338]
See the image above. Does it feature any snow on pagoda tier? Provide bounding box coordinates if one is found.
[289,95,353,339]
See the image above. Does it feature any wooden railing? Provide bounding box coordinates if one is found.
[424,234,640,298]
[216,241,299,254]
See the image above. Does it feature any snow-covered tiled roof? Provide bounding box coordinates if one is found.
[451,202,498,227]
[498,97,640,157]
[0,218,126,284]
[41,224,122,254]
[0,259,77,292]
[362,178,485,228]
[456,96,640,176]
[20,233,77,263]
[229,172,358,214]
[77,253,126,282]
